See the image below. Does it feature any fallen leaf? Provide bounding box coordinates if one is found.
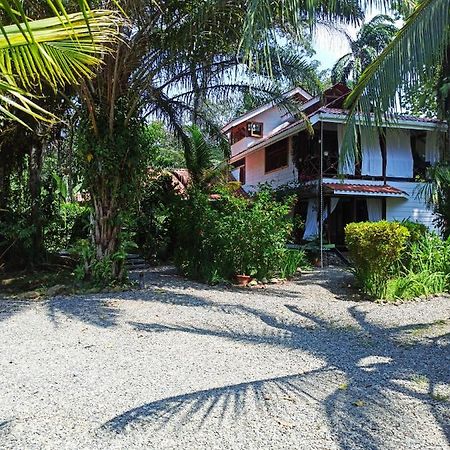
[352,399,366,407]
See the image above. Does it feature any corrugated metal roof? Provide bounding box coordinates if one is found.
[324,182,407,197]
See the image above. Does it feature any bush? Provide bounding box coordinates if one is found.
[346,220,450,301]
[174,187,297,283]
[279,249,309,279]
[127,173,179,264]
[44,202,90,253]
[400,219,428,245]
[386,270,448,300]
[345,221,410,299]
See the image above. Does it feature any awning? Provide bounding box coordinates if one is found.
[323,182,408,198]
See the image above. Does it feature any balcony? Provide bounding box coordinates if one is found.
[231,136,260,158]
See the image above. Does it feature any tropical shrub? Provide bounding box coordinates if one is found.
[174,187,298,283]
[44,202,90,253]
[279,249,309,279]
[345,221,410,299]
[406,233,450,275]
[128,172,180,264]
[400,219,428,245]
[71,237,131,287]
[346,220,450,301]
[386,270,448,301]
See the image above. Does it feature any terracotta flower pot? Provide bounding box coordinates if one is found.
[235,274,251,286]
[312,257,322,267]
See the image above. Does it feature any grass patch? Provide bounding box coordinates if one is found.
[430,391,449,402]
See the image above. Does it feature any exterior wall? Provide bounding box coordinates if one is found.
[230,106,289,158]
[243,138,297,192]
[386,181,438,231]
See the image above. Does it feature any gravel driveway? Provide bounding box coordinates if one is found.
[0,267,449,450]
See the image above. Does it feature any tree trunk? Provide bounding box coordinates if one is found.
[91,189,123,280]
[28,138,44,264]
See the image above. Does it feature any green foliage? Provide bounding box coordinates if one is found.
[418,164,450,238]
[44,202,90,253]
[71,238,130,287]
[386,270,448,301]
[279,249,309,279]
[184,125,228,188]
[332,14,397,85]
[347,220,450,301]
[174,187,295,283]
[143,122,185,169]
[128,172,179,264]
[400,220,429,245]
[406,233,450,276]
[345,221,410,299]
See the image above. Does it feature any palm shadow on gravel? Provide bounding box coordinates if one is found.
[0,299,33,323]
[102,299,450,449]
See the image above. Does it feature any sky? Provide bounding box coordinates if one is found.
[312,8,382,70]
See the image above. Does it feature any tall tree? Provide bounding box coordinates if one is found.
[331,14,397,85]
[343,0,450,133]
[76,0,362,280]
[0,0,121,264]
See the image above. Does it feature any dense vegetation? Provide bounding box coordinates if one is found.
[0,1,449,296]
[346,221,450,301]
[174,188,306,284]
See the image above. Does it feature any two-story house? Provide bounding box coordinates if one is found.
[223,84,448,245]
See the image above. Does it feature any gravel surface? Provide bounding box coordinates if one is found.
[0,266,449,450]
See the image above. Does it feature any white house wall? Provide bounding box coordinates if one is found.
[321,177,438,232]
[386,181,438,232]
[230,106,290,158]
[243,138,297,192]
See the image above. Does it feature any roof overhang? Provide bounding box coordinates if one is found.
[312,110,447,132]
[222,86,313,133]
[323,182,408,198]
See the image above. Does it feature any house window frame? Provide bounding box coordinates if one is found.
[265,139,289,173]
[247,121,263,138]
[232,158,246,184]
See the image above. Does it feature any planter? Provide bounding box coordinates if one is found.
[235,274,251,286]
[312,257,322,267]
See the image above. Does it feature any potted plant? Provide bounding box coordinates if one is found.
[233,251,253,286]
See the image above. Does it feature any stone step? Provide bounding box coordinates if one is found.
[126,264,150,271]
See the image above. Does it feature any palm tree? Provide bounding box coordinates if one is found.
[76,0,356,279]
[0,0,121,125]
[417,164,450,237]
[343,0,450,134]
[331,14,397,85]
[0,1,121,264]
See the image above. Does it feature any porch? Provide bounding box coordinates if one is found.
[300,181,409,247]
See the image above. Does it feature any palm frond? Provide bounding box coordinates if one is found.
[0,1,122,124]
[345,0,450,121]
[337,0,449,165]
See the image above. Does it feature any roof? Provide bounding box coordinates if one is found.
[221,86,313,133]
[150,168,248,198]
[318,107,444,124]
[324,182,408,198]
[229,106,446,163]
